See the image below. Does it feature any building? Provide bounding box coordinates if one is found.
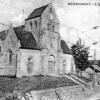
[0,3,76,77]
[89,60,100,67]
[83,65,100,85]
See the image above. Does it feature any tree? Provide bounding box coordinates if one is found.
[71,39,90,76]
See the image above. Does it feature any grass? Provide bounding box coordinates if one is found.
[0,75,78,98]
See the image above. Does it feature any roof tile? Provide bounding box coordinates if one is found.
[14,25,39,50]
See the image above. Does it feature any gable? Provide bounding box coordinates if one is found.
[0,26,20,53]
[25,4,48,21]
[89,60,100,67]
[14,25,39,50]
[61,40,72,55]
[41,4,59,33]
[6,27,19,50]
[42,3,59,22]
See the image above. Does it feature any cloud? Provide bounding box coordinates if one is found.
[11,13,27,26]
[55,1,100,60]
[56,3,100,40]
[57,5,99,29]
[0,0,100,59]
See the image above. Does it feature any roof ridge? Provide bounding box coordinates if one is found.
[25,4,49,21]
[34,4,49,10]
[13,25,25,29]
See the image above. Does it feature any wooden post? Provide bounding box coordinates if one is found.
[93,49,96,88]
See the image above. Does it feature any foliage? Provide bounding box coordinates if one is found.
[71,39,90,73]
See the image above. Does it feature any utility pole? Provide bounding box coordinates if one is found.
[93,48,96,88]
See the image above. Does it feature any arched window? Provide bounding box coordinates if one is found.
[62,59,67,73]
[0,47,1,53]
[8,49,13,64]
[52,24,55,31]
[28,56,33,62]
[27,56,33,74]
[48,54,55,74]
[30,21,32,29]
[50,8,53,20]
[35,20,37,28]
[63,59,67,67]
[50,8,52,13]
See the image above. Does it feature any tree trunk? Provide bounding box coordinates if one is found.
[76,68,79,76]
[80,70,82,77]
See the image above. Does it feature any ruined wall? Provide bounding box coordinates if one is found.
[29,86,86,100]
[5,85,85,100]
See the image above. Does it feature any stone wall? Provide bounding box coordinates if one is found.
[29,86,88,100]
[16,49,41,77]
[59,54,76,74]
[16,48,61,77]
[3,85,86,100]
[0,51,17,76]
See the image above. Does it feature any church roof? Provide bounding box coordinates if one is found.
[25,4,48,21]
[0,30,8,41]
[13,25,39,50]
[61,40,72,55]
[85,65,100,73]
[90,65,100,73]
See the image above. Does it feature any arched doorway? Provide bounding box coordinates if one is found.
[7,49,13,65]
[48,54,55,74]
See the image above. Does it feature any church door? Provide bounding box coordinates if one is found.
[48,55,55,74]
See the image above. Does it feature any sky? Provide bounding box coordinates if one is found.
[0,0,100,60]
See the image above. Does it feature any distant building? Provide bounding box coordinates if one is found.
[0,4,76,77]
[89,60,100,67]
[83,65,100,84]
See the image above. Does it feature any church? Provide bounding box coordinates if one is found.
[0,3,76,77]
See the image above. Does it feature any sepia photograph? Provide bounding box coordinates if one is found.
[0,0,100,100]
